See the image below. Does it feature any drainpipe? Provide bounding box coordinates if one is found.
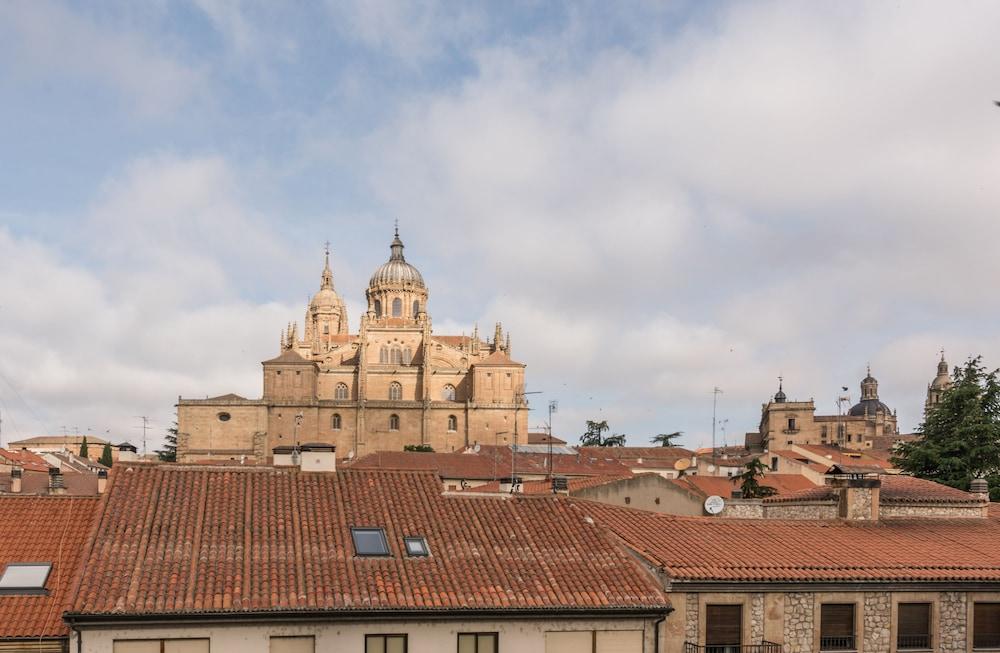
[654,613,667,653]
[73,625,83,653]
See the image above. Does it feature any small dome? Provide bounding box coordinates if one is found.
[310,287,340,309]
[369,229,425,288]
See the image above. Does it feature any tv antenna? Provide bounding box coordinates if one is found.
[711,387,723,471]
[133,416,150,456]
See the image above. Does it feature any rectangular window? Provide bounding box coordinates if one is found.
[351,528,390,557]
[897,603,931,650]
[403,536,429,557]
[820,604,856,651]
[544,631,643,652]
[787,418,796,430]
[458,633,498,653]
[270,636,314,653]
[365,634,406,653]
[974,603,1000,650]
[706,604,743,648]
[0,562,51,593]
[821,425,828,439]
[113,640,210,653]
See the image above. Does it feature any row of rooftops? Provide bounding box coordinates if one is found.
[0,461,997,641]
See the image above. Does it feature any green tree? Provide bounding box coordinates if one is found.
[651,431,683,447]
[156,422,178,463]
[79,436,89,459]
[403,444,434,452]
[579,420,626,447]
[893,356,1000,499]
[99,443,114,468]
[734,456,777,499]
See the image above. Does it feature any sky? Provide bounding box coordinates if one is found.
[1,1,999,453]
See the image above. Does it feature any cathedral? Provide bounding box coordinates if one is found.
[176,230,527,462]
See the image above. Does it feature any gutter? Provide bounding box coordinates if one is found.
[669,579,1000,593]
[65,606,668,629]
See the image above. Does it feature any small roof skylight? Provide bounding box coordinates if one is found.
[351,527,390,557]
[404,536,429,557]
[0,563,52,593]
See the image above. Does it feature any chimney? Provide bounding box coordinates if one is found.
[48,467,66,495]
[117,442,139,462]
[272,445,297,467]
[552,476,569,495]
[10,467,22,493]
[299,443,336,472]
[499,476,523,494]
[829,474,880,521]
[97,469,108,494]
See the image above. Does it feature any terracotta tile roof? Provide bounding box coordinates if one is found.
[461,474,636,495]
[0,448,52,472]
[433,335,472,347]
[473,351,524,367]
[0,470,101,496]
[672,474,817,499]
[0,496,101,638]
[8,435,110,447]
[71,466,666,619]
[795,444,893,469]
[577,447,695,463]
[763,476,982,505]
[261,349,315,364]
[350,450,527,480]
[579,500,1000,583]
[772,449,829,473]
[527,432,566,445]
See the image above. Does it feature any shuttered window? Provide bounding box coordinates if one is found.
[974,603,1000,650]
[706,604,742,646]
[114,641,209,653]
[897,603,931,649]
[820,604,856,651]
[545,631,643,653]
[458,633,498,653]
[269,636,315,653]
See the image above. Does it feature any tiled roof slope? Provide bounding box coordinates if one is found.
[580,500,1000,583]
[0,496,101,638]
[0,447,52,472]
[672,474,817,498]
[764,476,982,505]
[72,466,666,618]
[460,474,636,495]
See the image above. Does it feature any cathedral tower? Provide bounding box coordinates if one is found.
[304,245,348,353]
[925,351,952,414]
[365,227,428,326]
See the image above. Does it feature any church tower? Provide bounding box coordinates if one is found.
[925,351,952,414]
[304,245,348,353]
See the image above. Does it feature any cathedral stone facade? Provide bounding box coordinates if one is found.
[176,230,527,462]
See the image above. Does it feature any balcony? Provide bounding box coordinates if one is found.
[897,634,931,650]
[684,642,782,653]
[820,635,856,651]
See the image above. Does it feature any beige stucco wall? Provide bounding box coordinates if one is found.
[74,617,659,653]
[572,474,706,516]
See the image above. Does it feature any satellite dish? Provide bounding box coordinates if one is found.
[673,458,691,471]
[706,464,716,473]
[473,443,481,453]
[704,495,725,515]
[347,450,355,460]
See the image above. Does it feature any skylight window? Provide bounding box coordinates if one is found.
[0,563,51,594]
[351,528,390,557]
[404,536,429,557]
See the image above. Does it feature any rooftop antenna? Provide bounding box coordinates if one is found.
[547,400,558,477]
[712,387,723,471]
[133,416,150,456]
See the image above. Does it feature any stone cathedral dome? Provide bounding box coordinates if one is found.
[369,228,425,288]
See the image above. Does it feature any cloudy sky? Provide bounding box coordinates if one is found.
[1,1,999,452]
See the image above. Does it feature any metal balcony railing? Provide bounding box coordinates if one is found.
[684,642,782,653]
[897,634,931,650]
[973,634,1000,650]
[819,635,856,651]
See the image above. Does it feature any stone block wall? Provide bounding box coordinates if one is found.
[939,591,967,653]
[863,592,890,653]
[783,592,814,653]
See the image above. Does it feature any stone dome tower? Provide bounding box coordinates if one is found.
[848,366,892,418]
[925,350,952,414]
[365,227,428,325]
[303,246,348,352]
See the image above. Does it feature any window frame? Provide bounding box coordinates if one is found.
[457,632,498,653]
[705,603,743,647]
[0,562,52,595]
[332,413,342,430]
[974,602,1000,651]
[112,638,210,653]
[896,602,932,650]
[335,383,349,400]
[389,414,400,431]
[365,633,407,653]
[391,298,403,317]
[351,527,391,558]
[268,635,315,653]
[442,384,456,401]
[447,415,458,432]
[389,382,402,401]
[403,536,429,557]
[819,603,856,652]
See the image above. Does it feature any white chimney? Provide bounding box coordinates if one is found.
[10,467,22,493]
[299,443,336,472]
[97,469,108,494]
[499,476,523,494]
[272,445,297,467]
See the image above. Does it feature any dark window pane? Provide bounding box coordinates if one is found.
[706,604,742,646]
[898,603,931,649]
[975,603,1000,650]
[352,528,390,556]
[821,604,855,651]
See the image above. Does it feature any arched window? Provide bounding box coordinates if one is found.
[402,348,412,365]
[389,414,400,431]
[374,300,382,318]
[442,384,456,401]
[392,297,402,317]
[379,346,388,364]
[332,413,342,430]
[412,300,420,317]
[335,383,349,400]
[389,382,402,401]
[447,415,457,432]
[390,346,403,365]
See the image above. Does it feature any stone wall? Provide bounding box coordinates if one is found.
[684,593,698,643]
[764,502,838,520]
[939,591,967,653]
[783,592,814,653]
[749,593,764,644]
[881,502,988,519]
[722,500,764,518]
[863,592,890,653]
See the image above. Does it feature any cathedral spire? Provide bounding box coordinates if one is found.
[389,223,405,261]
[320,241,334,290]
